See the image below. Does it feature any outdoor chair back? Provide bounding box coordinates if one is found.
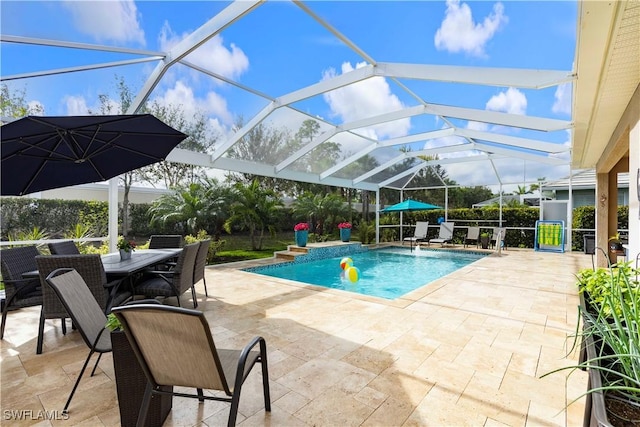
[35,254,130,354]
[148,235,183,249]
[193,239,211,298]
[44,268,111,413]
[464,227,480,248]
[0,246,43,339]
[403,221,429,246]
[111,303,270,427]
[134,242,199,307]
[48,240,80,255]
[428,222,455,246]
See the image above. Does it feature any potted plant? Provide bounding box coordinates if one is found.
[106,313,173,427]
[294,223,309,247]
[338,222,352,242]
[543,262,640,426]
[480,232,490,249]
[117,236,136,260]
[609,233,624,252]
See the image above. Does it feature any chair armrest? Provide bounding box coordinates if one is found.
[235,336,267,386]
[124,299,161,306]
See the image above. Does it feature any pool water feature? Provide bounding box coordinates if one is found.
[246,247,485,300]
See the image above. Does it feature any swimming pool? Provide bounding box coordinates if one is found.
[247,247,485,299]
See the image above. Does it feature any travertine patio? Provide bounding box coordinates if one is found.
[1,245,591,426]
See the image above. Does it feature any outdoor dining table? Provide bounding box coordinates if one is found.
[22,248,182,280]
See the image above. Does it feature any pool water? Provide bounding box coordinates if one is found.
[248,247,485,299]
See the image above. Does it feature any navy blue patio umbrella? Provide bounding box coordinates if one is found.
[1,114,188,196]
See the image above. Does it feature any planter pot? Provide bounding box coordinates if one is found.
[119,249,132,261]
[295,230,308,247]
[579,294,640,427]
[480,236,489,249]
[111,331,172,427]
[339,228,351,242]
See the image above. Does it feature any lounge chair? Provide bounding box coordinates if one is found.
[464,226,480,248]
[403,221,429,246]
[428,222,455,246]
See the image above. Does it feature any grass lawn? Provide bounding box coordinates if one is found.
[211,232,293,264]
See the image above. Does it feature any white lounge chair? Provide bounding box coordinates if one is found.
[428,222,455,246]
[464,226,480,248]
[403,221,429,246]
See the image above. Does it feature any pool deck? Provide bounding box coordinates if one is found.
[1,243,591,426]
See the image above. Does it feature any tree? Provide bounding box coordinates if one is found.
[292,192,352,235]
[224,179,284,250]
[92,76,139,237]
[0,83,44,119]
[148,182,230,235]
[139,102,219,189]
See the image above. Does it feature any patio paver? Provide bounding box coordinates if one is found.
[0,246,591,426]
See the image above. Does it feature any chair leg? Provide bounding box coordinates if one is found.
[37,308,46,354]
[191,286,198,309]
[203,277,208,298]
[61,318,67,334]
[64,349,95,413]
[90,353,103,376]
[197,388,204,402]
[260,340,271,412]
[0,293,19,340]
[228,387,242,427]
[136,382,153,427]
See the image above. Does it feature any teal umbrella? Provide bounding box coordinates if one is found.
[380,199,442,212]
[380,199,442,251]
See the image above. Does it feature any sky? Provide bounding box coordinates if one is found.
[0,0,578,193]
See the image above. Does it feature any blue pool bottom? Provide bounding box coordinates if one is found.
[245,245,486,300]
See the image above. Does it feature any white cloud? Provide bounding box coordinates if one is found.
[486,87,527,115]
[322,61,410,140]
[63,95,90,115]
[63,0,145,46]
[159,22,249,81]
[552,83,572,115]
[434,0,507,58]
[152,80,233,127]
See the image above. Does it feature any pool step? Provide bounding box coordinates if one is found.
[274,246,309,261]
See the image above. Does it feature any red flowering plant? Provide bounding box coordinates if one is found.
[294,223,310,231]
[117,236,137,252]
[338,222,352,229]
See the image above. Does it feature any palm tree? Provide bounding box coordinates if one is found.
[292,193,351,235]
[224,179,283,250]
[148,182,231,235]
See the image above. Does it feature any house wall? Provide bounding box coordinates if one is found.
[556,188,629,208]
[32,184,170,204]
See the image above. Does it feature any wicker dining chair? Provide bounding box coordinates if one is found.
[134,242,199,308]
[48,240,80,255]
[193,240,211,298]
[148,235,183,249]
[35,254,130,354]
[111,303,270,427]
[44,268,112,414]
[0,246,44,340]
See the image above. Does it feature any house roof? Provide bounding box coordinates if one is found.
[543,170,630,191]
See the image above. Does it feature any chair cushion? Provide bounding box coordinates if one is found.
[135,277,175,298]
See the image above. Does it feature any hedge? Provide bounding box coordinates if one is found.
[0,198,627,251]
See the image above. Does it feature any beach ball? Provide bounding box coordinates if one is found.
[340,257,353,270]
[345,266,360,283]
